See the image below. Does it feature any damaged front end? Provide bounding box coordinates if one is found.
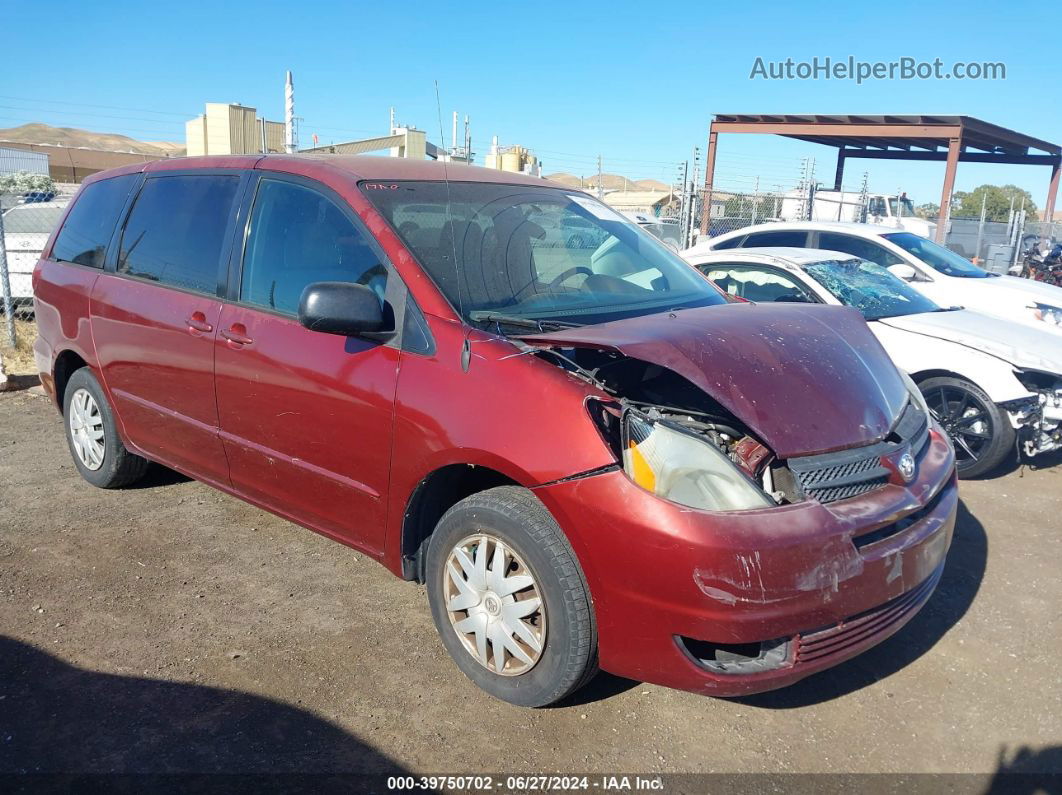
[513,305,958,695]
[564,346,930,513]
[576,351,788,512]
[1011,369,1062,458]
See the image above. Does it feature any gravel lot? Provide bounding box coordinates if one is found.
[1,387,1059,782]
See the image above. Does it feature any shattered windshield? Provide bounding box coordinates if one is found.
[362,181,725,326]
[804,257,941,320]
[883,232,991,278]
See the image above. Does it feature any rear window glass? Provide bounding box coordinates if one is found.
[118,175,240,294]
[51,175,138,268]
[743,230,808,248]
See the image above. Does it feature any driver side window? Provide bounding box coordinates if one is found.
[700,264,817,303]
[241,179,387,315]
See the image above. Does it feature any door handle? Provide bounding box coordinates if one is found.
[221,324,254,347]
[186,312,213,334]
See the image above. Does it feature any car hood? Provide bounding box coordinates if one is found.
[877,309,1062,374]
[520,303,909,457]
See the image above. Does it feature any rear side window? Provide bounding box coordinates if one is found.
[51,175,138,268]
[818,232,903,267]
[743,230,809,248]
[710,235,744,250]
[240,178,386,315]
[118,175,240,294]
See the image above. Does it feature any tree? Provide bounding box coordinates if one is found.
[915,202,939,219]
[954,184,1039,222]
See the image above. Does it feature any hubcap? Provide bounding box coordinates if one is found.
[443,534,546,676]
[69,388,105,471]
[926,385,993,464]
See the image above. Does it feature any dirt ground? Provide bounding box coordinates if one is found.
[1,387,1060,782]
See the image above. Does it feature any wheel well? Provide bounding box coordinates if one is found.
[54,350,88,411]
[910,369,968,386]
[400,464,519,582]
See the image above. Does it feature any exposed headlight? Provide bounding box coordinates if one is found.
[621,410,773,511]
[899,370,930,416]
[1032,303,1062,326]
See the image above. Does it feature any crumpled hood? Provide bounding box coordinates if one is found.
[520,303,908,457]
[878,309,1062,375]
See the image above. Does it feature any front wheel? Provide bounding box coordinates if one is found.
[919,376,1014,479]
[425,486,597,706]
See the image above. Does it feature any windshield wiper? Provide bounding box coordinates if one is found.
[468,311,582,332]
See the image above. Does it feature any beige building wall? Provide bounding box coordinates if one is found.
[187,103,273,155]
[185,115,207,156]
[263,120,285,153]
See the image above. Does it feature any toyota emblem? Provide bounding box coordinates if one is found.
[898,452,916,483]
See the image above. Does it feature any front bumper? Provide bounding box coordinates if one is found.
[534,428,957,696]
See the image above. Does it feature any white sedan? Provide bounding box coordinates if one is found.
[691,221,1062,336]
[685,246,1062,478]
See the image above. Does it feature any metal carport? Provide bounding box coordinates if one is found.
[697,114,1062,242]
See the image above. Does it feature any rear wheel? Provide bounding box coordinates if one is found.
[919,376,1013,479]
[425,486,597,706]
[63,368,149,488]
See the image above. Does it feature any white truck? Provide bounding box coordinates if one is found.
[780,190,936,239]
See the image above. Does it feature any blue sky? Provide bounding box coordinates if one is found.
[3,0,1058,211]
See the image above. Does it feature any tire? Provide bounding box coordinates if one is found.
[919,376,1014,479]
[425,486,597,707]
[63,368,149,488]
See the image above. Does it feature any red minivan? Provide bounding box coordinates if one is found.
[33,155,958,706]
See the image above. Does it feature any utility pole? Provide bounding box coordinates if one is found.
[688,147,700,247]
[677,160,689,246]
[596,155,603,199]
[464,115,471,164]
[857,172,870,223]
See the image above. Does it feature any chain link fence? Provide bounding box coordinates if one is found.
[697,190,791,240]
[944,215,1062,274]
[1,173,68,378]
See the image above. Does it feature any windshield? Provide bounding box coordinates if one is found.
[888,197,915,217]
[362,181,725,326]
[804,257,941,320]
[3,204,66,235]
[883,232,991,278]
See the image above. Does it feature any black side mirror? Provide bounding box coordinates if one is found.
[298,281,394,340]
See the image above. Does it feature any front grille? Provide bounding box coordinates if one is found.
[787,401,929,504]
[795,563,943,664]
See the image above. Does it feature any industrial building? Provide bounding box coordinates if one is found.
[483,138,541,176]
[601,190,676,216]
[185,103,285,156]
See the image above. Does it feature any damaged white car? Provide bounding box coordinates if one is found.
[687,247,1062,478]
